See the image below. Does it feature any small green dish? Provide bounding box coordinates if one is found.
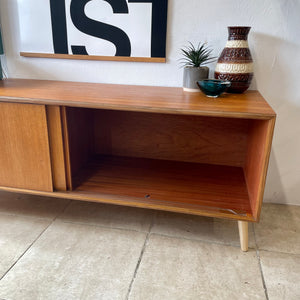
[197,79,231,98]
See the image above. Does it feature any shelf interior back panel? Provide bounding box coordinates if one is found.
[93,110,250,168]
[73,155,252,218]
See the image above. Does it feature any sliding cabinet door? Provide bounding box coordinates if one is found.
[0,102,53,191]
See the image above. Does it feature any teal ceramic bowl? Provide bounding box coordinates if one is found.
[197,79,231,98]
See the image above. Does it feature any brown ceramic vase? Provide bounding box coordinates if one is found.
[215,26,253,93]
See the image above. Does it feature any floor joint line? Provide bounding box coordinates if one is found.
[125,213,155,300]
[253,224,269,300]
[0,200,71,282]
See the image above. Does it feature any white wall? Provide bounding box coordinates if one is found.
[1,0,299,205]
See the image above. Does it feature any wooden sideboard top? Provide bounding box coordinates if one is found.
[0,79,276,119]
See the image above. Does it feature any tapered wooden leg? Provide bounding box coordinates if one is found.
[238,221,248,252]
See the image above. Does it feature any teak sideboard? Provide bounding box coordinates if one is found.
[0,79,276,251]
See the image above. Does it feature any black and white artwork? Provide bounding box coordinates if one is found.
[19,0,168,61]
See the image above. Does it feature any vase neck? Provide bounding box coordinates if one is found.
[227,26,251,41]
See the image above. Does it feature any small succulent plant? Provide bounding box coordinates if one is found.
[180,42,216,68]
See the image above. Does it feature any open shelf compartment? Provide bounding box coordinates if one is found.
[63,107,274,222]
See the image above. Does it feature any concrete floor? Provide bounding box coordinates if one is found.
[0,191,299,300]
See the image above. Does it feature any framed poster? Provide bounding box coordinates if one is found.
[19,0,168,62]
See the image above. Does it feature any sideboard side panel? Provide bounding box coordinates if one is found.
[244,117,276,221]
[0,102,53,191]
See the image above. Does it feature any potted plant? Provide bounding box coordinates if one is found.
[180,42,216,92]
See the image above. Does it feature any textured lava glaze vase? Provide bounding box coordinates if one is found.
[215,26,253,93]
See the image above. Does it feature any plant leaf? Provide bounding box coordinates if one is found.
[180,41,217,67]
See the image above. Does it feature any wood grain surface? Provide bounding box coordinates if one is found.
[61,107,73,190]
[0,102,53,191]
[244,117,276,221]
[0,79,276,119]
[72,155,252,218]
[46,106,67,191]
[65,107,94,185]
[93,109,250,167]
[0,185,254,221]
[20,52,166,63]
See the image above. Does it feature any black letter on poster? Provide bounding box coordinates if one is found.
[70,0,131,56]
[49,0,69,54]
[128,0,168,58]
